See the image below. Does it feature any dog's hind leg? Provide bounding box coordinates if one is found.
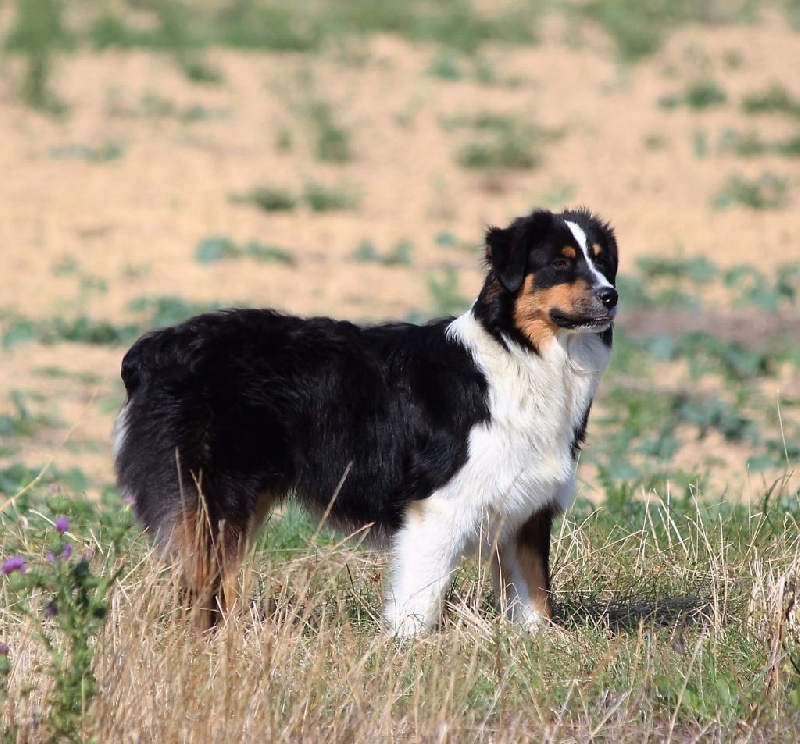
[170,487,277,629]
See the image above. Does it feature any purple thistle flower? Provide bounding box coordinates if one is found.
[2,556,27,575]
[0,643,9,656]
[46,551,57,564]
[54,517,70,534]
[61,543,73,560]
[43,601,58,618]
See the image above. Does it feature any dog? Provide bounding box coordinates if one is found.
[113,206,618,635]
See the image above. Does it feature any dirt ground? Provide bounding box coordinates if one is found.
[0,11,798,499]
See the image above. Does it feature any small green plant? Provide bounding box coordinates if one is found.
[427,265,470,316]
[684,79,727,109]
[230,185,298,212]
[1,517,123,739]
[303,182,359,212]
[195,236,295,266]
[659,80,727,111]
[643,132,669,150]
[309,101,352,163]
[712,172,790,210]
[586,0,677,61]
[5,0,71,111]
[0,391,56,438]
[178,54,224,85]
[49,141,125,163]
[741,83,800,117]
[353,240,413,266]
[457,133,540,170]
[428,52,463,80]
[275,128,293,152]
[1,314,139,349]
[454,114,556,171]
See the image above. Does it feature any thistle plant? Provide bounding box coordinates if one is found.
[2,516,123,739]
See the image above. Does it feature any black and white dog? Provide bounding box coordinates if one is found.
[114,207,618,635]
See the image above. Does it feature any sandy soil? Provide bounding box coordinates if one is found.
[0,13,798,499]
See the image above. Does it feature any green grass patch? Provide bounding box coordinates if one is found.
[195,236,295,266]
[49,141,125,163]
[4,0,72,111]
[453,114,560,171]
[3,481,800,738]
[303,182,359,212]
[712,172,791,210]
[230,186,298,213]
[308,100,353,164]
[741,83,800,118]
[352,240,413,267]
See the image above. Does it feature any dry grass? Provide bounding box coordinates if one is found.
[4,487,800,741]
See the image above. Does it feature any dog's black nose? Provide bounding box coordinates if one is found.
[596,287,618,309]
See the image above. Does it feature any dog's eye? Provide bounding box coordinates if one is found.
[552,259,570,271]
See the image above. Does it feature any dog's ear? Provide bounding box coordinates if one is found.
[485,225,525,293]
[486,211,553,293]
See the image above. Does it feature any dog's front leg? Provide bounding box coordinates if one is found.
[491,507,554,630]
[385,499,465,637]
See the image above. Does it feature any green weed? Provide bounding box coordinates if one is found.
[326,0,537,53]
[308,101,353,164]
[457,134,540,170]
[5,0,71,111]
[126,296,223,329]
[353,240,413,266]
[303,182,359,212]
[427,265,470,317]
[1,502,131,740]
[195,236,295,266]
[178,54,224,85]
[741,83,800,117]
[454,114,558,171]
[428,52,463,81]
[32,367,101,385]
[0,392,50,439]
[212,4,318,51]
[49,141,125,163]
[586,0,750,61]
[230,186,297,212]
[684,79,728,109]
[712,172,790,210]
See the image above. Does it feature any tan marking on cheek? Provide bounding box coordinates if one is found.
[592,243,602,257]
[514,278,594,346]
[561,246,576,259]
[513,274,557,350]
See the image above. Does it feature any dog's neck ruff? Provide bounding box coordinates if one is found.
[445,308,611,516]
[449,307,611,383]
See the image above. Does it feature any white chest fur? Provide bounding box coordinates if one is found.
[443,311,611,540]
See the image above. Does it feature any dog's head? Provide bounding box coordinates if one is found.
[479,207,618,351]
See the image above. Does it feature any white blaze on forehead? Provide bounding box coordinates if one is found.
[565,220,612,288]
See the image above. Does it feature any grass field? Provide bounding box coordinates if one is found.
[1,1,800,740]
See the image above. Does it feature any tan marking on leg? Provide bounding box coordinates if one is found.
[170,503,217,629]
[516,511,553,619]
[516,542,551,618]
[170,492,274,628]
[405,499,427,528]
